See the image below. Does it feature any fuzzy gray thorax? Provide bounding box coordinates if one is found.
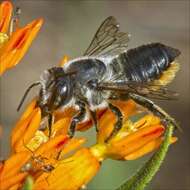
[63,56,114,110]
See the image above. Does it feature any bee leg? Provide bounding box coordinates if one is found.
[105,103,123,142]
[128,93,180,130]
[47,114,54,138]
[68,101,86,138]
[90,110,98,132]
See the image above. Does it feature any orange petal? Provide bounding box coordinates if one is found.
[19,98,37,121]
[112,99,137,116]
[97,100,137,143]
[125,136,178,160]
[0,151,30,179]
[106,125,165,160]
[10,19,43,68]
[14,108,41,152]
[0,18,43,74]
[0,49,16,75]
[33,173,49,190]
[133,114,161,129]
[97,109,116,143]
[34,134,69,158]
[11,108,38,150]
[48,117,71,137]
[34,148,100,190]
[0,1,13,33]
[54,107,75,122]
[0,172,27,190]
[59,137,86,158]
[76,109,107,131]
[22,108,41,144]
[8,183,20,190]
[10,99,37,146]
[111,124,164,145]
[3,18,43,52]
[59,55,69,67]
[111,114,161,142]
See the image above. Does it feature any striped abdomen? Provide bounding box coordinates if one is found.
[111,43,180,83]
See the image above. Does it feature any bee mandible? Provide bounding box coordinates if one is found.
[17,16,181,142]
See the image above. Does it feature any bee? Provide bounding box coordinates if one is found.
[17,16,180,141]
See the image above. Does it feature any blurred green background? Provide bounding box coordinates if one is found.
[0,0,189,189]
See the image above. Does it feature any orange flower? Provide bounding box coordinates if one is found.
[0,1,12,33]
[0,1,43,75]
[1,98,178,190]
[34,148,100,190]
[0,134,70,190]
[90,114,177,161]
[0,97,90,190]
[0,152,30,189]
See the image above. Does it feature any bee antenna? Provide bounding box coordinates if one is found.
[17,82,42,112]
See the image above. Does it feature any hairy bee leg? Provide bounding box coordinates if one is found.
[68,101,86,138]
[105,103,123,142]
[90,110,98,132]
[128,93,180,130]
[48,114,54,138]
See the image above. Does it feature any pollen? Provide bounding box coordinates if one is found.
[0,32,8,46]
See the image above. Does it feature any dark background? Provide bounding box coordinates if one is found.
[0,0,189,189]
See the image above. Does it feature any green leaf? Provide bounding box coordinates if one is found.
[22,176,34,190]
[116,124,174,190]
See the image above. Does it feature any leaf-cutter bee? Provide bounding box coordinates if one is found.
[17,16,181,141]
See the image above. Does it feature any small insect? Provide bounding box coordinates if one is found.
[17,16,181,141]
[21,144,54,173]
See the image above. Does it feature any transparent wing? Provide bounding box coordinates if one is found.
[97,81,179,101]
[84,16,130,56]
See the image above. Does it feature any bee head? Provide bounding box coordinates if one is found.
[39,67,74,116]
[17,67,75,116]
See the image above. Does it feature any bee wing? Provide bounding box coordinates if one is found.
[134,84,178,100]
[97,82,179,101]
[83,16,130,56]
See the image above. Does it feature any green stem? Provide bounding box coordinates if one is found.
[116,124,174,190]
[22,176,34,190]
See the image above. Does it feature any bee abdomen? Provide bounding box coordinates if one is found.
[118,43,180,82]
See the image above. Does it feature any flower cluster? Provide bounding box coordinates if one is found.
[0,1,178,190]
[0,1,43,75]
[0,98,177,190]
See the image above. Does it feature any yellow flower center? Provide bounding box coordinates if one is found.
[0,32,9,47]
[90,143,107,162]
[27,130,49,151]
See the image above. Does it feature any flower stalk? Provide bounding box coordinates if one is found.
[116,124,174,190]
